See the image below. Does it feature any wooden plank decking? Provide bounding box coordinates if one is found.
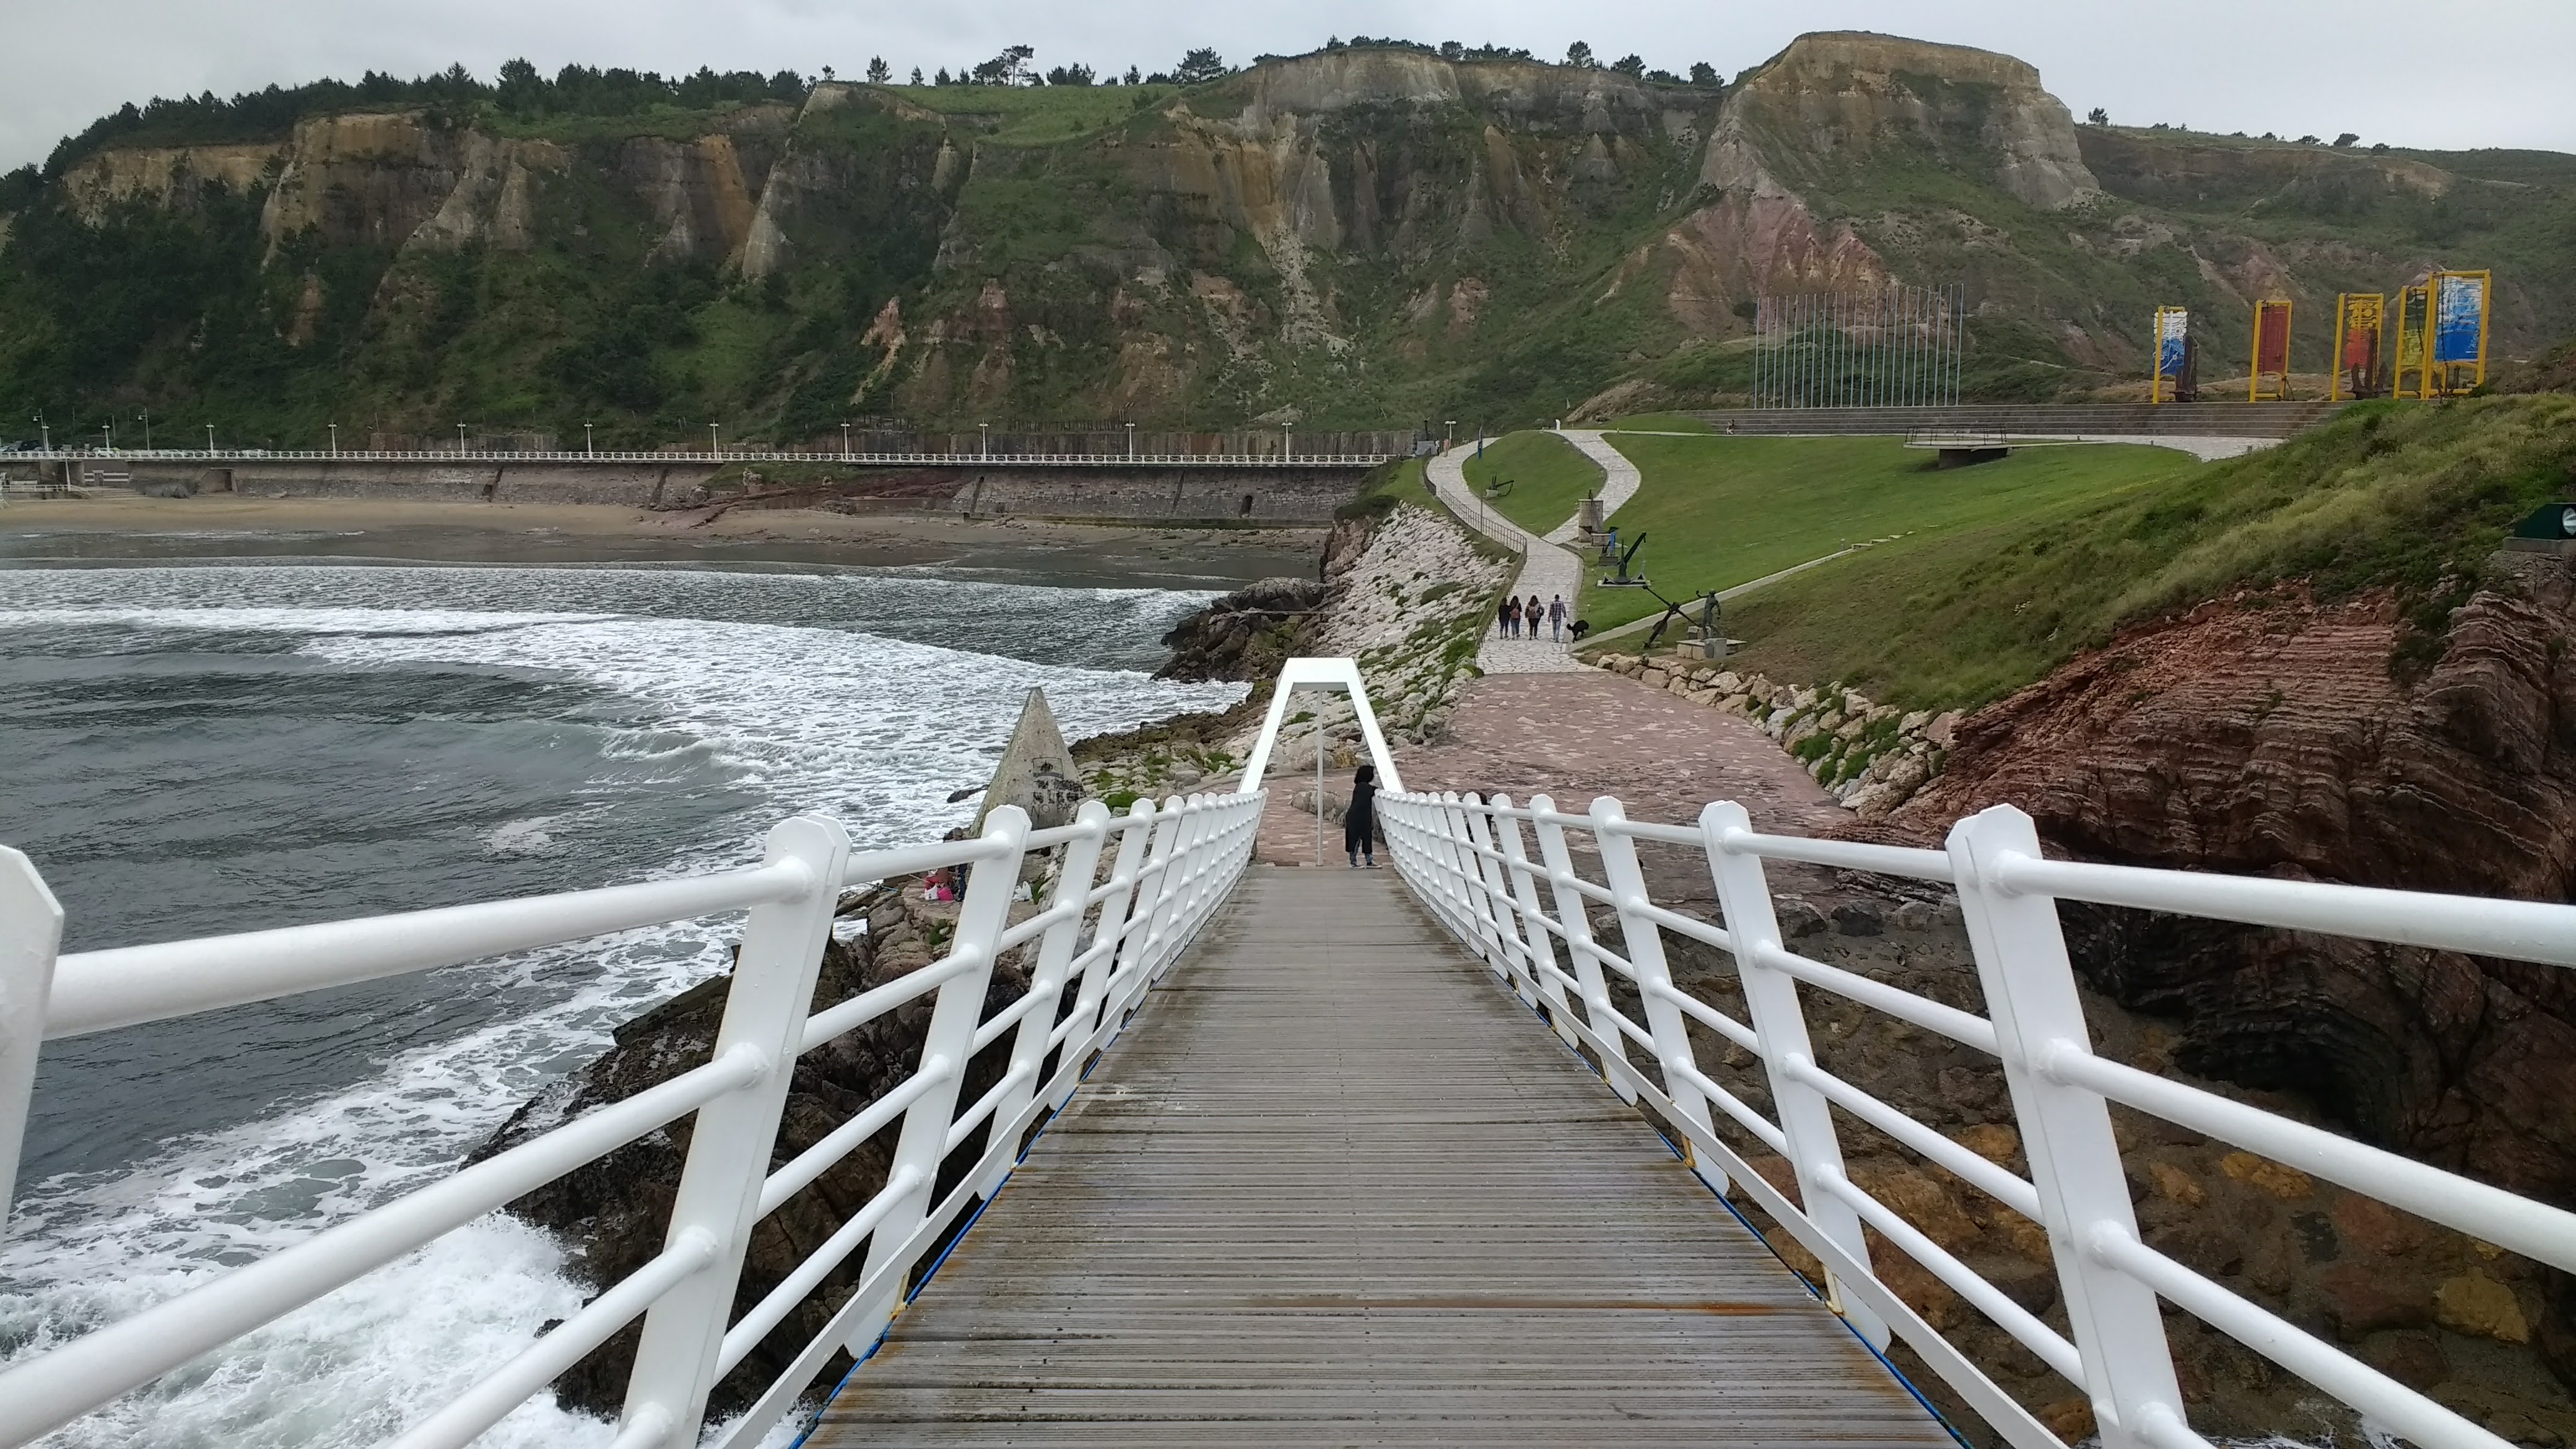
[808,865,1952,1445]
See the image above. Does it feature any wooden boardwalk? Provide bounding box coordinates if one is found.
[809,866,1952,1445]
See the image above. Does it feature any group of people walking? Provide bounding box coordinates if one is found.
[1497,593,1569,643]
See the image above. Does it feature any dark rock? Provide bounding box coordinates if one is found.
[1831,900,1884,936]
[1154,577,1329,682]
[2364,1330,2451,1390]
[469,881,1038,1428]
[1775,895,1829,938]
[2315,1260,2434,1341]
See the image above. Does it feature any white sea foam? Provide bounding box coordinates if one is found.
[0,569,1245,1446]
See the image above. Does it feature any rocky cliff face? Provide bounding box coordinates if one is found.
[1718,32,2100,211]
[1879,564,2576,1204]
[6,36,2568,441]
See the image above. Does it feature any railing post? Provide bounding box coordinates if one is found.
[842,806,1031,1357]
[1460,798,1539,1006]
[1949,804,2185,1449]
[1442,794,1512,980]
[1700,801,1885,1347]
[1111,801,1183,1019]
[1492,797,1578,1050]
[1530,794,1642,1102]
[1145,796,1204,982]
[1451,794,1516,988]
[617,814,849,1447]
[1053,802,1153,1108]
[1591,797,1724,1193]
[0,848,65,1232]
[1390,794,1461,939]
[978,801,1113,1196]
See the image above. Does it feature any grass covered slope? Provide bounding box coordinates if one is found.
[1578,434,2200,632]
[1712,397,2576,708]
[1459,431,1604,537]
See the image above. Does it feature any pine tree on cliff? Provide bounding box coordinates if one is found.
[1564,41,1596,68]
[867,57,890,84]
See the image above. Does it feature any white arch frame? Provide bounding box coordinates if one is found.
[1235,657,1403,795]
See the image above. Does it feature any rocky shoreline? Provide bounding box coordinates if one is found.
[1073,500,1510,798]
[1590,653,1962,817]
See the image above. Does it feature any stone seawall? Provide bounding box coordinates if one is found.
[114,459,718,507]
[93,458,1369,521]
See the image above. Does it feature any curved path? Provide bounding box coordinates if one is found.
[1425,441,1585,674]
[1541,430,1641,544]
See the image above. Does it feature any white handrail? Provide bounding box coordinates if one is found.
[11,653,2574,1449]
[1378,786,2576,1449]
[0,785,1268,1449]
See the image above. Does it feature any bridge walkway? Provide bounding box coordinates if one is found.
[807,866,1950,1445]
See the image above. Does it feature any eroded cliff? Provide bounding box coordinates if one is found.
[4,35,2567,442]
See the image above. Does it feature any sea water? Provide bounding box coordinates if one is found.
[0,562,1249,1446]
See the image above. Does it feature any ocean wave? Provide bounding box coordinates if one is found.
[0,565,1244,1445]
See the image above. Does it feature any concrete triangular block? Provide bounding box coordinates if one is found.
[975,687,1085,833]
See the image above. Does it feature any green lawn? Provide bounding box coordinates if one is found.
[1632,397,2576,710]
[1460,430,1604,536]
[1575,435,2204,635]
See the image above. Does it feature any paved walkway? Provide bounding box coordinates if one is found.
[811,868,1949,1445]
[1425,442,1585,675]
[1541,430,1641,543]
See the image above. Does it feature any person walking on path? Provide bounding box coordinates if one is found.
[1525,595,1543,645]
[1547,594,1568,643]
[1500,596,1521,639]
[1344,764,1378,868]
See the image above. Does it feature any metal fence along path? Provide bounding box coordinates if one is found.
[2,655,2574,1448]
[807,866,1947,1445]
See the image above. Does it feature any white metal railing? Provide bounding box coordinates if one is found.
[0,789,1266,1448]
[1375,786,2576,1449]
[9,448,1396,469]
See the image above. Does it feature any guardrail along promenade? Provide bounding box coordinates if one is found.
[2,656,2569,1447]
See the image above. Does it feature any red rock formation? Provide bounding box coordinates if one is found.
[1871,564,2576,1210]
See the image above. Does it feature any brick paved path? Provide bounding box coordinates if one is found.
[1250,670,1843,901]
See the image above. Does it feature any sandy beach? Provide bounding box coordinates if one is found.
[0,494,1327,590]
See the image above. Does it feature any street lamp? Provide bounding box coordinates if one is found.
[31,411,48,452]
[100,422,113,452]
[1125,422,1136,459]
[840,420,851,460]
[204,423,215,453]
[136,411,152,451]
[708,422,720,458]
[1443,419,1456,451]
[978,422,989,458]
[583,422,594,459]
[328,422,338,457]
[456,423,467,455]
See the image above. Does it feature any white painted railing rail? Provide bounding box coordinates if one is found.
[1374,786,2576,1449]
[0,788,1264,1448]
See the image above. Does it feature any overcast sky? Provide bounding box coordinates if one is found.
[4,0,2569,172]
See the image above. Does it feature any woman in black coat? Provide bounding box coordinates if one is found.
[1344,764,1378,868]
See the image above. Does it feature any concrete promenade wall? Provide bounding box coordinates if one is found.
[90,458,1373,523]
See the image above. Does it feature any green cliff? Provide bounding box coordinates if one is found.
[1,34,2567,448]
